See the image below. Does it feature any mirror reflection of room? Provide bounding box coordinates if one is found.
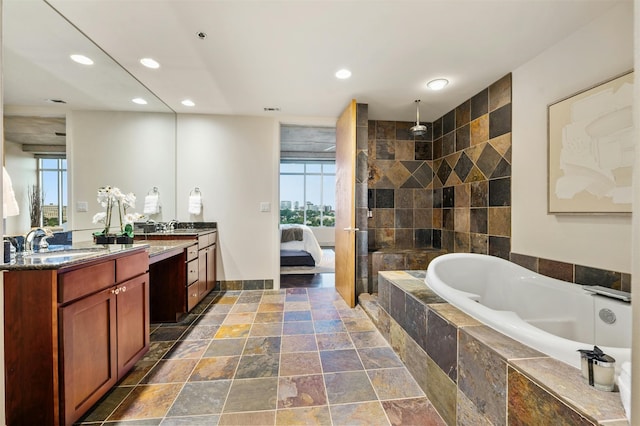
[2,0,175,251]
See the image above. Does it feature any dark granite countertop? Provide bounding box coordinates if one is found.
[138,228,216,237]
[1,242,149,271]
[145,239,197,258]
[1,234,205,271]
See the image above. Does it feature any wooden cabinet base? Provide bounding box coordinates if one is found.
[4,249,149,426]
[149,251,187,322]
[145,231,217,322]
[60,288,118,425]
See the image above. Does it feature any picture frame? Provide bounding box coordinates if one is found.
[548,71,634,214]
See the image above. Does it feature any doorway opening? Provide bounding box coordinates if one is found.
[279,124,336,288]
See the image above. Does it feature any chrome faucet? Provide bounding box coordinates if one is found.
[167,219,179,231]
[25,228,53,252]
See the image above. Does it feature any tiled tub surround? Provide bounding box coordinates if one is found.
[373,271,627,425]
[369,248,445,293]
[426,253,631,372]
[511,252,632,293]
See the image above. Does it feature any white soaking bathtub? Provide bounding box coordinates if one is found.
[425,253,631,373]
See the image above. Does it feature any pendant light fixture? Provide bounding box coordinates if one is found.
[410,100,427,136]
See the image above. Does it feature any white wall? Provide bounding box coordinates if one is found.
[68,110,176,241]
[3,140,36,235]
[512,3,634,273]
[176,114,280,283]
[310,227,335,247]
[631,3,639,424]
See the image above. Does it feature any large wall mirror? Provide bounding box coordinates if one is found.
[3,0,176,239]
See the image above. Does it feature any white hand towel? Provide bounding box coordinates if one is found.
[188,194,202,215]
[3,167,19,218]
[143,194,160,215]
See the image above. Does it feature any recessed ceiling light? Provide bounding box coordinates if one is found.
[132,98,148,105]
[181,99,195,107]
[427,79,449,90]
[140,58,160,69]
[335,69,352,79]
[70,54,93,65]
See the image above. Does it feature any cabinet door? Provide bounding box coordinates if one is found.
[187,282,200,311]
[60,288,117,426]
[117,273,150,378]
[198,249,207,299]
[206,244,216,292]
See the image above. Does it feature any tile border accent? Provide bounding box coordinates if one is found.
[218,280,274,291]
[510,252,631,293]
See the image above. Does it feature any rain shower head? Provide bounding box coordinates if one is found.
[410,100,427,136]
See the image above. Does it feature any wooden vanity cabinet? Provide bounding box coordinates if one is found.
[145,230,217,317]
[197,231,217,302]
[187,243,200,311]
[4,248,149,426]
[206,243,216,292]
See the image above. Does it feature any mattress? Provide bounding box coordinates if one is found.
[280,249,315,267]
[280,224,323,265]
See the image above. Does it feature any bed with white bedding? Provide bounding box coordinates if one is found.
[280,224,323,266]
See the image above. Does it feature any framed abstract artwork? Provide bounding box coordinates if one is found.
[548,71,634,213]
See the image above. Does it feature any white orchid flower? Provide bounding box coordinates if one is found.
[124,212,143,225]
[123,192,136,209]
[111,187,125,201]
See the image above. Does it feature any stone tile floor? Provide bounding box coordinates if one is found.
[77,288,444,425]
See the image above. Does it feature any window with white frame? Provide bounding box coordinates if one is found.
[38,157,67,227]
[280,161,335,227]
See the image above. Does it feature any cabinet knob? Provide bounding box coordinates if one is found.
[121,286,127,292]
[112,288,120,295]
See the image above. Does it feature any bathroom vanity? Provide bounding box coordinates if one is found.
[138,225,217,322]
[2,245,150,426]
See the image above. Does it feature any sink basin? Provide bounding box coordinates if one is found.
[22,248,107,263]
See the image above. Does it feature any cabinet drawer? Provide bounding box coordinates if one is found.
[116,251,148,282]
[186,244,198,262]
[187,282,199,311]
[59,261,115,304]
[187,259,199,285]
[208,232,217,247]
[198,234,209,249]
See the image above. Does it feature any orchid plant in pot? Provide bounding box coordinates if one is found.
[92,186,143,244]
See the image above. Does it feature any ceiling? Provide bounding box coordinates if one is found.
[4,0,628,127]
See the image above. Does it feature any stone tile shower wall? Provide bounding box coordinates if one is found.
[366,74,512,259]
[367,120,434,250]
[432,74,512,258]
[355,103,370,296]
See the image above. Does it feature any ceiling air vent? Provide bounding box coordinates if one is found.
[263,107,280,112]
